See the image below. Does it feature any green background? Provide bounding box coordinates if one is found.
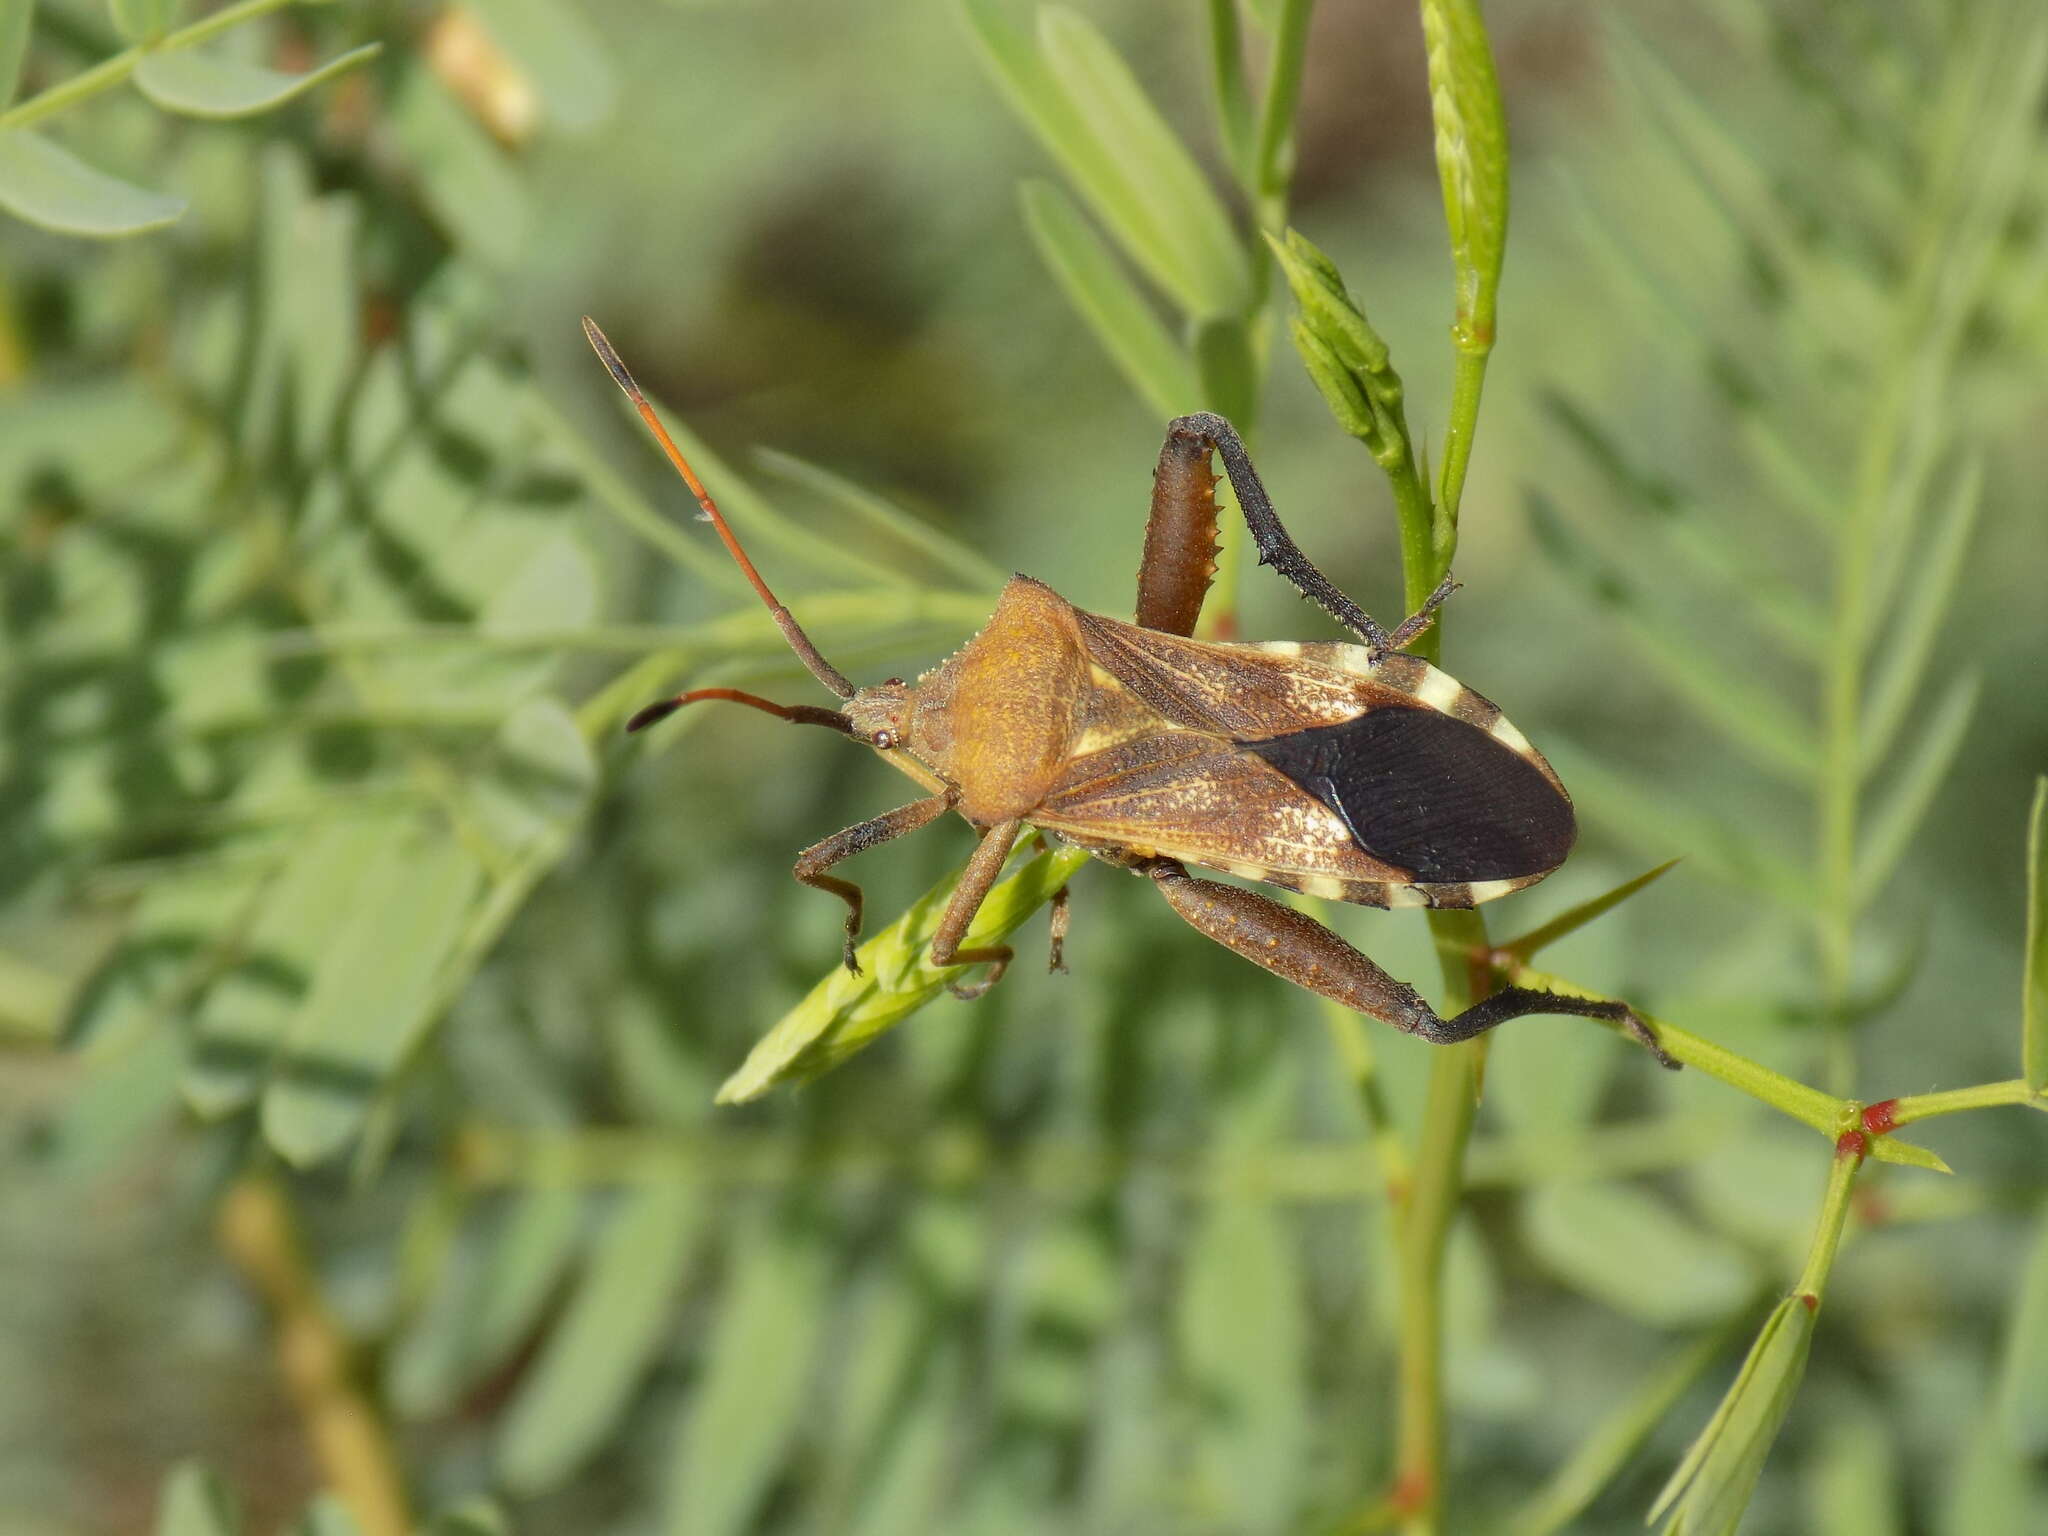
[3,1,2045,1532]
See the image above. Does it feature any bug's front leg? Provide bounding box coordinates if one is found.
[930,818,1023,999]
[795,792,957,974]
[1144,860,1677,1067]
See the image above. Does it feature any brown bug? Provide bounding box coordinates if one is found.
[585,318,1673,1063]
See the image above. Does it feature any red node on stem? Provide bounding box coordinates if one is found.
[1861,1099,1900,1137]
[1835,1128,1869,1160]
[1391,1467,1432,1515]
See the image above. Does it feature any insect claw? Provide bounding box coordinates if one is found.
[1626,1011,1681,1071]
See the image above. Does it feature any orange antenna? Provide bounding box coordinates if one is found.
[582,317,855,700]
[626,687,853,736]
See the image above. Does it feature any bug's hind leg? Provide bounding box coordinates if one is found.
[1135,423,1225,636]
[796,792,956,974]
[1144,860,1677,1067]
[930,819,1024,1000]
[1153,413,1456,657]
[1416,986,1679,1069]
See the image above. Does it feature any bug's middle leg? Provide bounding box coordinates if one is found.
[796,792,956,974]
[1144,860,1677,1066]
[1134,422,1225,637]
[930,818,1024,1000]
[1149,413,1455,656]
[1046,882,1071,973]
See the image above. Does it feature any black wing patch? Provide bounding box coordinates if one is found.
[1243,706,1574,881]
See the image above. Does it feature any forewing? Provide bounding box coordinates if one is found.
[1049,612,1576,904]
[1034,731,1415,890]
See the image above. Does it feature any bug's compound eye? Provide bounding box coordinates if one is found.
[869,728,898,750]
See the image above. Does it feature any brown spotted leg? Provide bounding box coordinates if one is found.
[931,819,1024,1000]
[1046,882,1071,973]
[1146,860,1678,1067]
[1027,833,1072,974]
[796,792,957,974]
[1147,413,1455,657]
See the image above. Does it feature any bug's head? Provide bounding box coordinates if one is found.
[844,678,914,752]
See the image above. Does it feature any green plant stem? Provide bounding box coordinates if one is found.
[1815,368,1903,1094]
[1390,906,1486,1534]
[1640,1015,1845,1136]
[0,0,308,131]
[1319,1002,1415,1202]
[1252,0,1314,207]
[1884,1078,2044,1126]
[1206,0,1256,187]
[1390,454,1443,661]
[217,1177,412,1536]
[1384,371,1464,1529]
[1793,1136,1865,1303]
[1505,966,1842,1131]
[1813,56,1979,1087]
[1503,968,1954,1171]
[1435,348,1488,536]
[1419,0,1507,532]
[1207,0,1316,643]
[1392,1047,1479,1532]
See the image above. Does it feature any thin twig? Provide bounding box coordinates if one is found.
[216,1178,411,1536]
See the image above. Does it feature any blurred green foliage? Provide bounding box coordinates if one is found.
[3,2,2047,1535]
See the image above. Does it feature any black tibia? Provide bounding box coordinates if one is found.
[796,792,956,974]
[1136,426,1222,636]
[931,819,1023,1000]
[1159,413,1455,657]
[1427,987,1680,1069]
[1145,860,1678,1067]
